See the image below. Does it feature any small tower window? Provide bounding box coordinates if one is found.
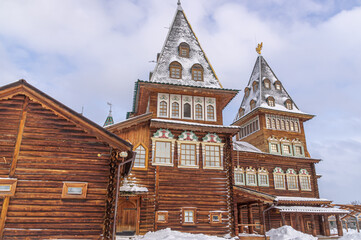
[195,104,203,120]
[169,61,182,79]
[250,100,256,110]
[252,82,259,91]
[267,97,275,107]
[207,105,215,120]
[184,103,191,118]
[191,64,203,81]
[264,79,271,89]
[244,87,250,97]
[159,101,168,117]
[274,81,282,91]
[179,42,190,58]
[172,102,179,118]
[237,108,244,119]
[285,100,293,110]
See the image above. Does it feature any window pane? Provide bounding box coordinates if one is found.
[287,175,298,190]
[205,145,221,167]
[67,187,83,195]
[155,141,171,164]
[259,174,269,186]
[207,105,214,120]
[195,104,203,119]
[134,145,146,167]
[159,101,167,117]
[184,103,191,118]
[0,185,11,191]
[274,174,285,189]
[172,102,179,117]
[180,144,196,166]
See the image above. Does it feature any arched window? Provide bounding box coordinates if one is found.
[272,118,276,129]
[252,82,259,91]
[264,79,271,89]
[191,64,203,81]
[179,42,190,57]
[244,87,250,97]
[134,143,148,169]
[267,97,275,107]
[285,99,293,110]
[172,102,179,118]
[294,122,299,132]
[184,103,191,118]
[290,121,295,131]
[159,101,167,117]
[234,167,245,185]
[281,120,286,130]
[299,169,311,191]
[258,168,269,187]
[207,105,215,120]
[274,81,282,91]
[246,167,257,186]
[195,104,203,119]
[250,100,256,110]
[276,119,281,129]
[266,118,271,128]
[273,167,285,189]
[286,169,299,190]
[169,61,182,79]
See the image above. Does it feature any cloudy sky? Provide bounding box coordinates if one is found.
[0,0,360,203]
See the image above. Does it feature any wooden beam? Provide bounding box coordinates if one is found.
[324,215,331,236]
[299,215,305,233]
[336,215,343,236]
[311,215,317,237]
[248,204,254,234]
[281,213,286,226]
[234,202,239,236]
[259,204,265,235]
[0,197,10,239]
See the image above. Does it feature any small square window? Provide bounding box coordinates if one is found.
[270,143,278,153]
[210,212,222,224]
[0,179,17,197]
[182,208,196,225]
[62,182,88,199]
[156,211,168,223]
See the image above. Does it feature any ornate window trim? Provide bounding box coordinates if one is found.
[133,143,148,170]
[179,42,190,58]
[193,97,204,121]
[280,138,293,156]
[268,136,280,155]
[239,116,260,139]
[292,139,305,157]
[258,167,269,187]
[202,133,223,170]
[170,94,181,119]
[286,168,299,191]
[152,129,175,166]
[169,61,182,79]
[182,95,193,119]
[234,167,245,186]
[205,97,216,122]
[299,169,312,191]
[157,93,169,118]
[246,167,257,186]
[273,167,286,190]
[178,131,199,168]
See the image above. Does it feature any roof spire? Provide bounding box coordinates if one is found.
[256,42,263,55]
[103,102,114,127]
[177,0,183,10]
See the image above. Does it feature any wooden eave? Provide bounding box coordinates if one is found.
[106,112,152,132]
[277,199,332,206]
[232,107,315,126]
[0,80,133,151]
[150,119,240,135]
[136,80,239,111]
[233,186,275,204]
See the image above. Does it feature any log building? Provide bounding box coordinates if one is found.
[0,80,135,239]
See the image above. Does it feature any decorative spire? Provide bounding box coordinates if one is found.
[177,0,183,10]
[256,42,263,55]
[103,102,114,127]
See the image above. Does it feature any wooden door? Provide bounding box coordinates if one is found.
[117,199,137,233]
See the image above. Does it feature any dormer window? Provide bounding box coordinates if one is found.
[264,79,271,89]
[191,64,203,81]
[274,81,282,91]
[267,97,275,107]
[238,108,244,118]
[252,82,259,91]
[179,42,190,58]
[250,100,256,110]
[169,61,182,79]
[244,87,250,97]
[285,99,293,110]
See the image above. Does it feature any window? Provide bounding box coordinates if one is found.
[184,103,191,118]
[238,116,260,139]
[210,212,222,224]
[267,97,275,107]
[245,87,250,97]
[264,79,271,89]
[152,129,175,166]
[290,121,295,131]
[268,136,280,154]
[246,167,257,186]
[202,133,223,169]
[258,168,269,187]
[154,141,172,164]
[295,146,302,155]
[159,101,167,117]
[192,64,203,81]
[276,119,281,130]
[285,100,293,110]
[266,118,271,128]
[169,61,182,79]
[294,122,299,132]
[133,143,148,169]
[207,105,215,121]
[273,167,286,190]
[62,182,88,199]
[252,81,259,91]
[299,169,311,191]
[234,167,245,185]
[270,143,278,153]
[179,42,190,57]
[286,169,299,190]
[0,178,17,197]
[195,104,203,120]
[172,102,179,118]
[179,143,197,167]
[156,211,168,223]
[204,145,221,167]
[238,108,244,119]
[182,208,196,225]
[282,144,291,154]
[250,100,256,110]
[275,81,282,90]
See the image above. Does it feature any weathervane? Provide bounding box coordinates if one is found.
[107,102,112,114]
[256,42,263,55]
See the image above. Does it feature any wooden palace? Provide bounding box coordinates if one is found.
[0,80,135,239]
[107,1,349,239]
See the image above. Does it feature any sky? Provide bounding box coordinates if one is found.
[0,0,360,203]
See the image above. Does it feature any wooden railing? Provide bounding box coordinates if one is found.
[238,223,264,234]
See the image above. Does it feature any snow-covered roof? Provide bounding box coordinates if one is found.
[275,196,331,202]
[150,4,221,89]
[275,206,349,214]
[152,118,240,129]
[234,55,309,122]
[233,141,262,153]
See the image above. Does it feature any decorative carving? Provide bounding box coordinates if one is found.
[273,167,284,174]
[153,129,174,139]
[256,42,263,55]
[286,168,297,175]
[178,131,198,141]
[299,169,309,175]
[202,133,221,143]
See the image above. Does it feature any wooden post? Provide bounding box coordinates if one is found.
[356,217,360,233]
[239,205,243,233]
[324,215,331,236]
[311,215,317,237]
[281,213,286,226]
[248,204,254,234]
[336,215,343,236]
[259,204,265,235]
[299,215,305,233]
[234,202,239,236]
[290,214,294,229]
[295,213,300,231]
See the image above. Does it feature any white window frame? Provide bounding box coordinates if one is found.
[157,93,169,118]
[245,167,257,186]
[202,143,224,170]
[286,169,299,190]
[234,167,245,186]
[178,141,199,168]
[193,97,204,121]
[133,143,148,169]
[273,167,286,190]
[258,168,269,187]
[205,97,216,122]
[182,95,193,119]
[299,169,312,191]
[170,94,181,119]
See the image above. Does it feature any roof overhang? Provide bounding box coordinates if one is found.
[233,186,276,204]
[106,112,153,132]
[275,206,349,214]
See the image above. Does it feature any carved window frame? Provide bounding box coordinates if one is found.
[258,167,269,187]
[234,167,245,186]
[299,169,312,191]
[151,129,175,167]
[0,178,17,197]
[133,143,148,170]
[170,94,181,119]
[205,97,216,122]
[246,167,257,186]
[157,93,169,118]
[193,97,204,121]
[182,95,193,119]
[268,136,280,155]
[156,211,168,223]
[286,168,299,191]
[62,182,88,199]
[273,167,286,190]
[169,61,182,79]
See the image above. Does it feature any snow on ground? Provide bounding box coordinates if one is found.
[134,228,235,240]
[266,226,317,240]
[337,229,361,240]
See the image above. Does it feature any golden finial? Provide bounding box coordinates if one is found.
[256,42,263,55]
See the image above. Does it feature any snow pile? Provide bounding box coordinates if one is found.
[338,229,361,240]
[266,226,317,240]
[135,228,234,240]
[119,178,148,192]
